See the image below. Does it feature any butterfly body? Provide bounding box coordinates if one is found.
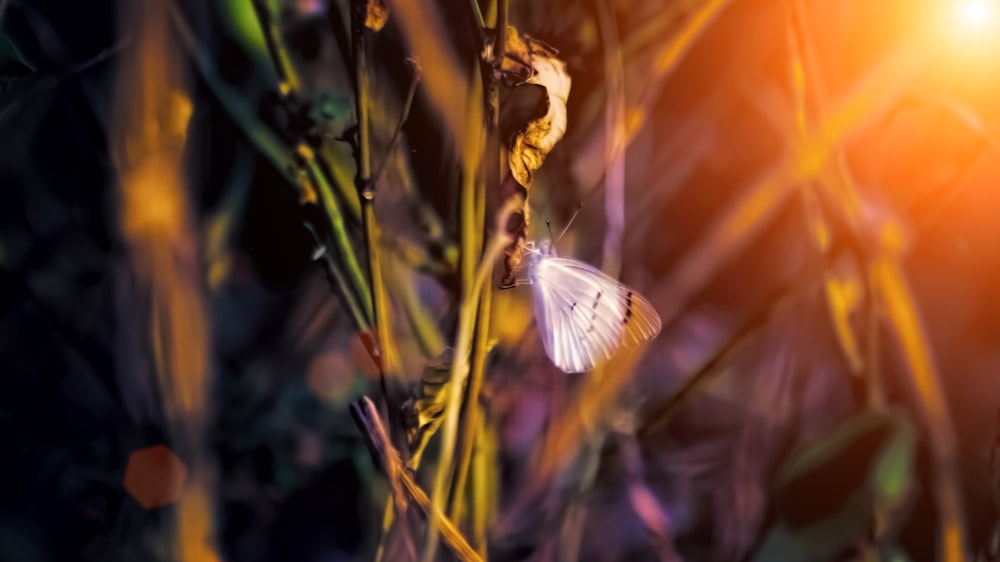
[525,244,662,373]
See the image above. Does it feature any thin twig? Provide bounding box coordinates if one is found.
[350,0,400,425]
[371,60,422,188]
[350,4,411,558]
[354,1,372,185]
[390,0,471,150]
[306,224,370,330]
[638,247,840,439]
[306,154,375,322]
[0,37,132,125]
[352,397,483,562]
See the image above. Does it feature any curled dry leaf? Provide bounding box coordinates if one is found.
[483,26,572,287]
[505,39,571,187]
[401,347,454,465]
[365,0,390,31]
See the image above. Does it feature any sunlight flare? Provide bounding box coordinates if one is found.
[955,0,997,33]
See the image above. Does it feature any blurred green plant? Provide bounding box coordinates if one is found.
[753,410,916,562]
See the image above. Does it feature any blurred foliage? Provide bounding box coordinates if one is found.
[753,410,916,562]
[1,0,1000,561]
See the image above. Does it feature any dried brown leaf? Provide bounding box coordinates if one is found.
[365,0,390,31]
[490,27,571,190]
[484,26,571,286]
[402,348,454,465]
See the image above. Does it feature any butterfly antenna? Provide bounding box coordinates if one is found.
[546,220,554,246]
[556,202,584,243]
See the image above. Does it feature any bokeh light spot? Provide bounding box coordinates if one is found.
[122,445,187,509]
[306,351,355,403]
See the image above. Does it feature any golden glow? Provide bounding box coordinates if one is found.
[922,0,1000,88]
[955,0,996,32]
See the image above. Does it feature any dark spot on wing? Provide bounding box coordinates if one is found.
[570,301,577,310]
[592,291,602,309]
[624,291,634,324]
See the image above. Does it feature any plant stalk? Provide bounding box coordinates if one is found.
[421,200,515,562]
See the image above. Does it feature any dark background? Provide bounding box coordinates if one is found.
[1,0,999,560]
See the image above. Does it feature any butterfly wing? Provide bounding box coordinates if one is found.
[531,257,662,373]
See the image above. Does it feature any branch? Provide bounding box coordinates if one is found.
[352,396,484,562]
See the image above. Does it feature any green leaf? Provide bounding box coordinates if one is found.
[310,91,355,136]
[752,410,916,562]
[872,420,915,505]
[214,0,271,67]
[882,543,914,562]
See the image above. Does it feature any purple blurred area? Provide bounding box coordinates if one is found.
[0,0,998,561]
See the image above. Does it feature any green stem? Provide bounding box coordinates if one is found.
[460,63,485,290]
[423,68,484,558]
[468,0,485,28]
[448,0,507,530]
[421,201,514,562]
[470,423,495,558]
[350,0,388,370]
[168,1,373,330]
[305,223,370,332]
[249,0,301,92]
[308,156,374,323]
[447,283,491,522]
[248,0,372,328]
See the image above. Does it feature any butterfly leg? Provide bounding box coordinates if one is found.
[498,278,533,290]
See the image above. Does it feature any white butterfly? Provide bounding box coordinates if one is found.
[521,241,662,373]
